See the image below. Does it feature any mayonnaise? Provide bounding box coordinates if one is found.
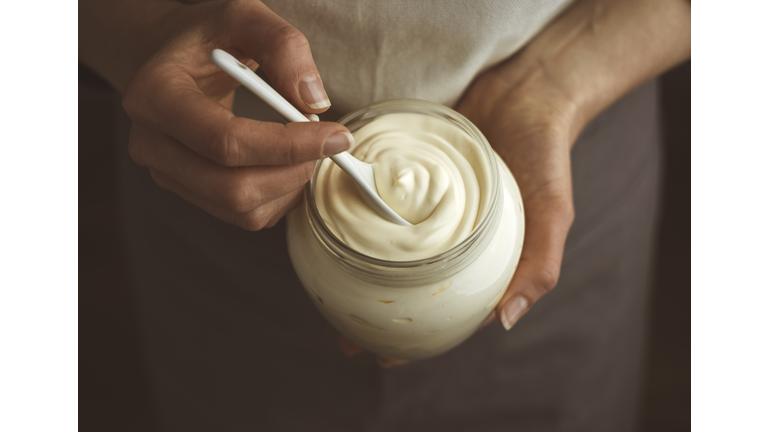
[315,113,491,261]
[287,101,525,360]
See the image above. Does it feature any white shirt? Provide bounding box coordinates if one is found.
[263,0,572,111]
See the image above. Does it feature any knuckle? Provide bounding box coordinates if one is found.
[535,260,562,295]
[263,217,281,229]
[296,161,314,184]
[221,173,258,213]
[121,66,156,120]
[148,169,169,189]
[241,210,270,232]
[121,82,141,120]
[282,123,319,165]
[148,169,161,185]
[548,193,575,226]
[271,25,309,54]
[127,134,149,166]
[559,197,575,225]
[121,90,136,118]
[284,127,303,165]
[209,119,241,166]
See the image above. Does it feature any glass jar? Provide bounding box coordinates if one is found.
[286,99,524,360]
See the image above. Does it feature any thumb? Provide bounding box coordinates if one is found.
[231,2,330,113]
[495,195,574,330]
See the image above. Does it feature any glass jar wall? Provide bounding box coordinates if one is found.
[286,99,524,360]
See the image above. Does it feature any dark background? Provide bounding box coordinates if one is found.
[79,61,691,431]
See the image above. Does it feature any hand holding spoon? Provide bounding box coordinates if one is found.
[210,49,412,226]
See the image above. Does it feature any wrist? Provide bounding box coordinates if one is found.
[482,64,583,147]
[484,0,690,144]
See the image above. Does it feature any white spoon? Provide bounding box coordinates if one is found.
[210,49,412,226]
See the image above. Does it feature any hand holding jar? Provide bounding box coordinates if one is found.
[457,0,690,336]
[328,0,691,364]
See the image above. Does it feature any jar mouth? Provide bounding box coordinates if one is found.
[305,99,501,284]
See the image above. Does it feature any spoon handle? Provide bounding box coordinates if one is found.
[210,49,308,123]
[210,49,350,176]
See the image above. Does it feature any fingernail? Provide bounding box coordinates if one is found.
[308,114,320,122]
[323,132,353,156]
[376,357,410,368]
[500,296,528,331]
[299,73,330,109]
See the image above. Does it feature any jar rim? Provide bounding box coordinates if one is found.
[304,99,502,285]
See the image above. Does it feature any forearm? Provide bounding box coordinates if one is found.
[489,0,691,141]
[79,0,182,92]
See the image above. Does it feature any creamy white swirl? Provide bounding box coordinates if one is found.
[315,112,488,261]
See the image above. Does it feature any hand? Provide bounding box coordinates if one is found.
[454,0,690,330]
[456,68,577,330]
[331,0,689,355]
[120,0,353,230]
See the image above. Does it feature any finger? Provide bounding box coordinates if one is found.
[263,187,305,229]
[376,356,410,368]
[495,194,574,330]
[149,168,304,231]
[480,310,497,329]
[123,71,351,167]
[228,1,331,112]
[337,335,364,357]
[129,123,313,213]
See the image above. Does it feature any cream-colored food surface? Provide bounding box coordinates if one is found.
[315,113,490,261]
